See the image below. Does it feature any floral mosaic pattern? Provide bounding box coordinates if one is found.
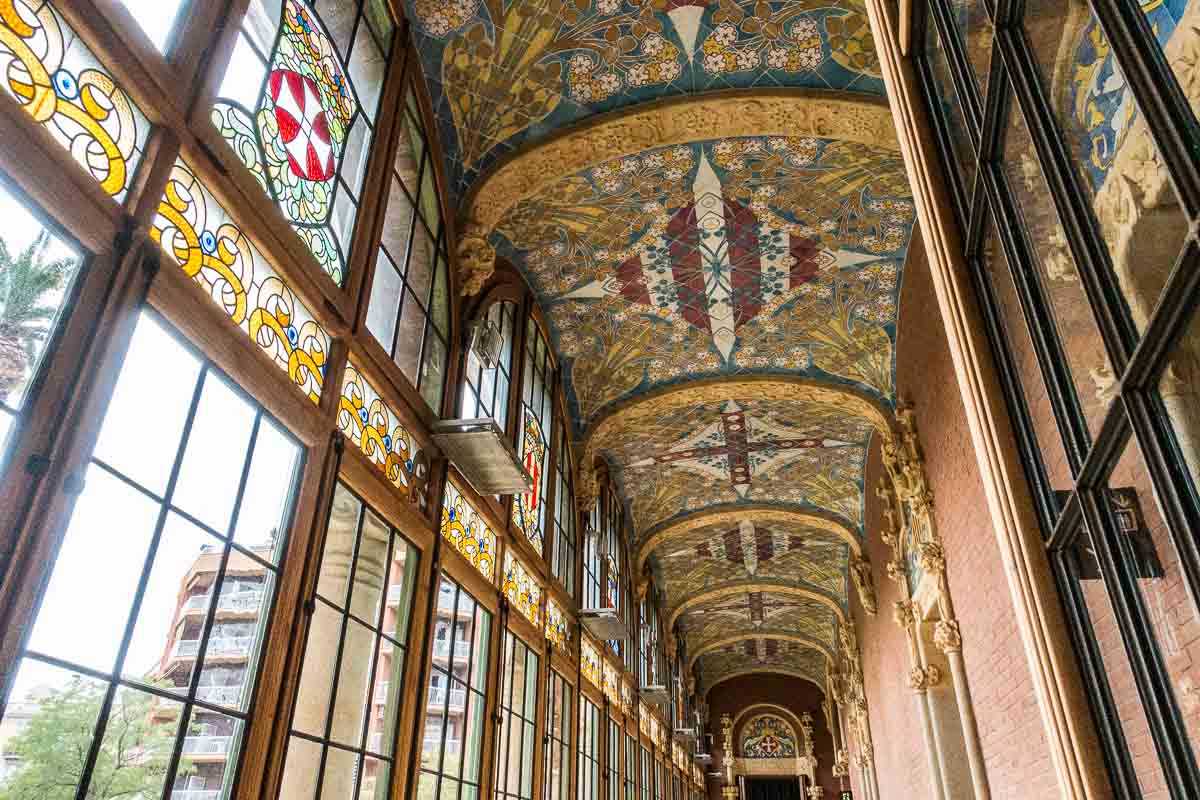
[582,638,603,687]
[213,0,393,285]
[596,397,874,533]
[677,591,840,655]
[503,550,543,625]
[402,0,883,199]
[650,518,850,602]
[152,161,329,403]
[740,714,796,758]
[441,480,499,579]
[1,0,150,200]
[338,362,429,509]
[546,597,571,648]
[495,135,913,427]
[697,639,826,689]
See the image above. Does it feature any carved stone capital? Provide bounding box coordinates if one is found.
[934,619,962,653]
[925,664,943,687]
[849,553,877,615]
[917,540,946,576]
[455,222,495,297]
[908,666,930,692]
[892,600,915,630]
[885,557,906,585]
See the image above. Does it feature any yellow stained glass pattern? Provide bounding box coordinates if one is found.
[440,481,497,580]
[338,362,429,509]
[546,598,570,649]
[620,680,633,716]
[503,550,542,627]
[602,660,619,705]
[1,0,149,199]
[639,703,650,737]
[581,639,601,688]
[152,160,329,403]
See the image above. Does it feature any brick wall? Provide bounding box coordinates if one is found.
[849,233,1059,797]
[704,675,839,800]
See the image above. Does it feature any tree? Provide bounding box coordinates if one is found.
[0,677,191,800]
[0,232,75,403]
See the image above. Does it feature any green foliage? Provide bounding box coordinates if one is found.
[0,678,191,800]
[0,232,76,400]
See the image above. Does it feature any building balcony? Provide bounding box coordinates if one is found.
[196,685,244,705]
[431,639,472,661]
[375,681,390,706]
[172,637,255,661]
[182,591,263,616]
[181,735,232,758]
[427,686,466,711]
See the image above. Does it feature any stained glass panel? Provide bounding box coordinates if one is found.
[638,704,650,737]
[440,480,498,581]
[602,660,619,705]
[212,0,394,286]
[581,639,601,688]
[620,680,633,716]
[513,320,553,554]
[152,160,330,403]
[0,0,150,199]
[740,714,796,758]
[338,361,429,510]
[512,407,548,554]
[545,599,569,650]
[502,550,542,627]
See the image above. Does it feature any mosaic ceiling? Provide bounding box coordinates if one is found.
[400,0,913,697]
[404,0,884,201]
[697,639,828,691]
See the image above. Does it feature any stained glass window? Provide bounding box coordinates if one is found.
[740,715,796,758]
[603,660,619,706]
[578,697,601,800]
[639,704,650,738]
[551,424,576,594]
[502,550,542,627]
[213,0,394,286]
[583,496,602,611]
[116,0,187,53]
[545,598,570,650]
[440,480,497,581]
[0,310,301,800]
[365,86,450,413]
[0,0,150,199]
[0,176,81,460]
[152,160,330,404]
[419,576,491,800]
[278,481,419,798]
[544,670,572,800]
[620,680,633,717]
[512,320,553,554]
[581,639,602,689]
[461,300,516,429]
[495,632,539,800]
[339,361,429,510]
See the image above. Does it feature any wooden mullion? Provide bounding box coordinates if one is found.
[186,0,250,132]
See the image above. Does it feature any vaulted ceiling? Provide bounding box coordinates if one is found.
[405,0,912,696]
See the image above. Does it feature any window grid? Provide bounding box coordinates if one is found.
[915,0,1200,796]
[551,424,577,595]
[640,747,652,800]
[577,698,601,800]
[606,715,621,800]
[1,310,301,800]
[603,488,623,659]
[279,480,419,798]
[419,576,492,800]
[544,670,572,800]
[513,320,554,555]
[495,632,540,800]
[583,497,603,611]
[461,301,517,430]
[624,732,637,800]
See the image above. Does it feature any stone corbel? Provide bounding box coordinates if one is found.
[454,221,496,297]
[849,553,878,615]
[907,664,941,692]
[892,599,916,630]
[934,619,962,654]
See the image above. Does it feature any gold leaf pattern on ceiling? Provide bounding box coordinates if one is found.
[697,639,828,688]
[677,591,839,654]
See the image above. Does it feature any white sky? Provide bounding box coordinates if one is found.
[116,0,187,53]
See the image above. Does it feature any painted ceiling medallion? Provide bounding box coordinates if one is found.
[495,136,913,427]
[404,0,883,199]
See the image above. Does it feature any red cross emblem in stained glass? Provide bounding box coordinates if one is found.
[269,69,335,183]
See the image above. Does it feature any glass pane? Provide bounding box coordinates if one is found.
[0,180,81,420]
[293,600,341,737]
[177,707,243,798]
[950,0,992,98]
[924,16,976,193]
[1071,531,1171,797]
[1023,1,1190,335]
[322,746,362,799]
[395,113,423,196]
[395,296,426,384]
[980,209,1074,493]
[0,1,150,199]
[280,735,324,799]
[211,0,396,286]
[233,417,299,560]
[420,331,447,413]
[116,0,186,52]
[330,618,376,747]
[1002,91,1113,437]
[1106,436,1200,766]
[368,249,404,353]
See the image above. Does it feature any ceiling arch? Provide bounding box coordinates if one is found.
[688,633,836,669]
[636,503,862,571]
[704,669,825,698]
[698,639,829,694]
[668,582,845,629]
